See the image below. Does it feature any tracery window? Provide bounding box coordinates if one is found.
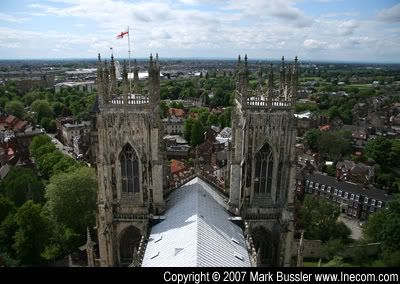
[120,144,140,194]
[254,143,273,195]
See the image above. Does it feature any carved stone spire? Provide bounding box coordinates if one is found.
[268,63,274,98]
[286,64,292,100]
[280,56,286,92]
[239,54,249,106]
[148,53,160,107]
[257,64,263,95]
[133,59,140,93]
[122,60,129,104]
[97,53,104,105]
[110,54,117,96]
[291,56,299,100]
[103,60,109,104]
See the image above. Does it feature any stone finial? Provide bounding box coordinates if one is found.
[98,53,101,61]
[86,226,92,243]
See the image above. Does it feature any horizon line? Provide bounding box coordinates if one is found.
[0,57,399,65]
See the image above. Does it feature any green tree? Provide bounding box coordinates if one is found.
[299,195,350,242]
[31,99,53,124]
[51,102,65,117]
[304,129,321,151]
[29,134,53,160]
[207,113,219,127]
[159,101,169,118]
[37,150,64,178]
[364,137,393,166]
[34,143,57,162]
[14,201,51,265]
[364,196,400,252]
[1,167,44,207]
[45,167,97,236]
[40,117,57,133]
[5,100,25,119]
[0,214,19,262]
[190,120,205,147]
[0,97,9,108]
[318,130,352,161]
[184,118,195,144]
[0,195,14,224]
[52,156,80,175]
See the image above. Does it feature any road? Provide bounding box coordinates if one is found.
[338,214,363,240]
[47,133,75,158]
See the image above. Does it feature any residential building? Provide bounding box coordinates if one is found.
[296,171,393,220]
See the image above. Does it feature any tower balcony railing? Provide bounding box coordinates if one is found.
[236,91,294,109]
[105,93,150,106]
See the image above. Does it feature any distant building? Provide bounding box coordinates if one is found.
[168,108,185,118]
[296,171,393,220]
[12,73,55,93]
[15,126,44,161]
[162,117,184,135]
[55,81,96,94]
[61,121,91,146]
[336,160,376,185]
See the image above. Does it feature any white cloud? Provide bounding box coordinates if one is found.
[337,20,359,35]
[377,3,400,23]
[0,12,30,23]
[0,0,397,62]
[303,39,327,49]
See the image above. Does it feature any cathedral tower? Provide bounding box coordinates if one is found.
[95,54,164,266]
[229,55,298,266]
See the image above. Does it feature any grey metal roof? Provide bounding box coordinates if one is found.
[142,177,251,267]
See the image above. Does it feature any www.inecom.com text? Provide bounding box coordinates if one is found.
[163,271,399,284]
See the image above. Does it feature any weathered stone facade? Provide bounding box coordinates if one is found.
[229,55,298,266]
[94,54,298,267]
[94,54,164,266]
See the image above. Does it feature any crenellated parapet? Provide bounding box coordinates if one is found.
[235,55,299,110]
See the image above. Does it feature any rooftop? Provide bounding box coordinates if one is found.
[142,177,251,267]
[305,173,393,202]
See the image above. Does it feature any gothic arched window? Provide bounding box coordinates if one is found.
[254,143,273,195]
[120,144,140,194]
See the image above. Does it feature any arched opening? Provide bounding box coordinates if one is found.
[254,143,274,195]
[119,226,142,265]
[252,226,275,266]
[119,143,140,195]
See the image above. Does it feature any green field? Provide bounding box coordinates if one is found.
[301,76,323,81]
[345,84,372,90]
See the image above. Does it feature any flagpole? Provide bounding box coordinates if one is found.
[127,25,132,93]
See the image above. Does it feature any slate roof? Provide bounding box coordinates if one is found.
[305,173,393,202]
[142,177,251,267]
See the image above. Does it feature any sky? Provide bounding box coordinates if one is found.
[0,0,399,62]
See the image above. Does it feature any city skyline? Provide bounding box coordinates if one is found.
[0,0,399,63]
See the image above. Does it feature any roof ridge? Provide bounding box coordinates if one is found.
[195,178,201,267]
